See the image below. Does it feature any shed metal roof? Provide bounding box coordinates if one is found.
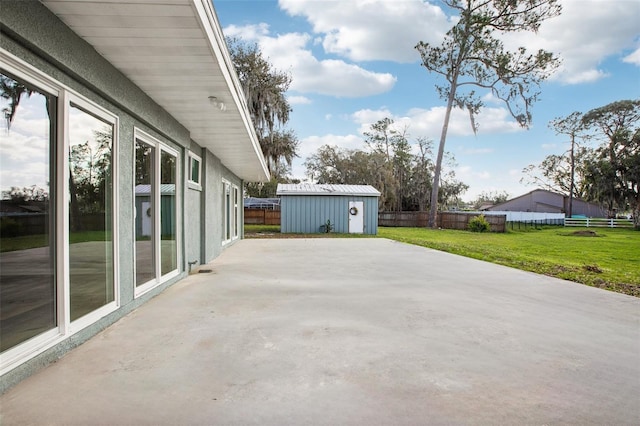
[276,184,381,197]
[41,0,269,183]
[135,184,175,195]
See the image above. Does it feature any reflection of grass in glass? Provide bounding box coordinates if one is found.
[136,236,151,241]
[1,234,48,252]
[1,231,108,252]
[70,230,108,244]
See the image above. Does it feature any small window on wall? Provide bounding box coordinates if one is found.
[188,152,201,190]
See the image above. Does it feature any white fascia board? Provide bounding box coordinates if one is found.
[191,0,269,182]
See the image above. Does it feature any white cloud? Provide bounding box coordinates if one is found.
[292,133,364,178]
[460,147,493,155]
[224,25,396,97]
[501,0,640,84]
[224,23,270,40]
[0,128,50,191]
[457,166,533,203]
[0,96,52,191]
[352,105,523,139]
[288,95,312,105]
[456,165,491,182]
[278,0,639,85]
[0,160,50,191]
[298,133,363,159]
[623,46,640,65]
[352,108,394,128]
[68,106,111,148]
[278,0,451,63]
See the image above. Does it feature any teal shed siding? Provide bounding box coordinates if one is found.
[281,195,378,234]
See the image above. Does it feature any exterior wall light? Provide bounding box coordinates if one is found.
[208,96,226,111]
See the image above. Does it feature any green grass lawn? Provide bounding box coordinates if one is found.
[244,224,281,234]
[379,226,640,297]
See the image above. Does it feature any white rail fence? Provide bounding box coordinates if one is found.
[478,211,635,228]
[481,211,565,224]
[564,217,634,228]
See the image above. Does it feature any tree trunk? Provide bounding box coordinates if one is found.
[428,80,458,228]
[568,133,575,218]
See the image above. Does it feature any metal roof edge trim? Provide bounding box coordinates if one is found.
[276,185,381,197]
[276,191,381,197]
[193,0,269,182]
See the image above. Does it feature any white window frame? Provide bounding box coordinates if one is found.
[0,48,119,374]
[222,179,240,246]
[222,180,231,245]
[134,129,181,298]
[65,93,119,334]
[187,151,202,191]
[233,186,240,238]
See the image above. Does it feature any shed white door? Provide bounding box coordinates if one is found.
[348,201,364,234]
[141,201,152,237]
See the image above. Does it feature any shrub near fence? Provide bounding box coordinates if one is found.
[244,208,281,225]
[378,211,506,232]
[440,212,506,232]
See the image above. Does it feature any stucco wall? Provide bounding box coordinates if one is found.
[202,151,243,263]
[184,143,204,270]
[0,1,244,392]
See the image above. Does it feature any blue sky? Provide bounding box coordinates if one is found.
[215,0,640,202]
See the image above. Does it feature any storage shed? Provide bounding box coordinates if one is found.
[277,184,381,235]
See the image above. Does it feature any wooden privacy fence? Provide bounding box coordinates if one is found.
[379,211,506,232]
[244,208,281,225]
[379,211,429,227]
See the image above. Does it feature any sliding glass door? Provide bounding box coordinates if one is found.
[68,103,114,321]
[0,72,57,352]
[160,150,177,276]
[134,140,155,286]
[1,63,118,359]
[134,131,179,295]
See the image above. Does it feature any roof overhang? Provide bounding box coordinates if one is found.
[41,0,269,182]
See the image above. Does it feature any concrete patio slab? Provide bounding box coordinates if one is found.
[1,238,639,425]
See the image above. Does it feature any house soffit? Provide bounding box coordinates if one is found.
[41,0,269,182]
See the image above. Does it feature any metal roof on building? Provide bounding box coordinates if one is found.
[135,184,175,195]
[276,184,381,197]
